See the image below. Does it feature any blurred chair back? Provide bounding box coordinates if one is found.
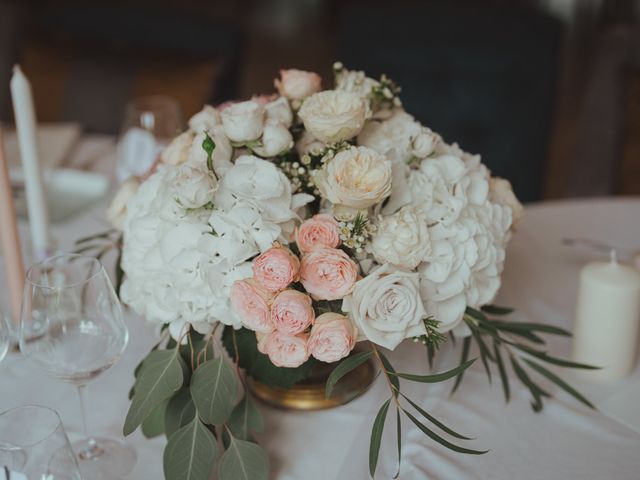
[337,1,562,202]
[16,4,243,134]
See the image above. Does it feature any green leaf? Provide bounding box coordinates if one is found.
[491,320,572,337]
[141,398,168,439]
[377,350,400,395]
[426,342,435,370]
[202,131,216,173]
[465,307,488,323]
[190,357,238,426]
[219,434,269,480]
[481,305,514,316]
[400,393,473,440]
[393,406,402,479]
[369,398,391,478]
[493,325,545,344]
[325,351,373,398]
[228,395,264,440]
[165,389,196,438]
[451,337,471,396]
[515,345,600,370]
[466,320,493,383]
[403,410,488,455]
[493,341,510,403]
[163,417,217,480]
[510,355,548,412]
[523,359,595,409]
[223,327,316,388]
[391,358,476,383]
[124,349,186,436]
[115,246,124,299]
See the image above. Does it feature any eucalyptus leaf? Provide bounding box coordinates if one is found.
[391,359,476,383]
[491,320,572,337]
[393,406,401,479]
[400,393,472,440]
[466,320,493,383]
[369,398,391,478]
[141,398,168,439]
[517,347,599,370]
[124,349,186,436]
[325,351,373,398]
[165,389,196,438]
[163,417,217,480]
[190,357,238,426]
[524,359,595,409]
[403,410,488,455]
[377,351,400,395]
[451,337,471,396]
[493,341,510,403]
[219,434,269,480]
[228,395,264,440]
[480,305,514,315]
[510,355,547,412]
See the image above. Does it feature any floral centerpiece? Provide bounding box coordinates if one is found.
[87,63,594,480]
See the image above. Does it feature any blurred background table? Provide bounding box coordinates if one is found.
[0,137,639,479]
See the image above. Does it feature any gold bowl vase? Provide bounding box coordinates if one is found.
[248,356,376,411]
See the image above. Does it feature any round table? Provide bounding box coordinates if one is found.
[1,138,640,479]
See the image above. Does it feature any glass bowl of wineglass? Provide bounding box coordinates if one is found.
[19,254,135,478]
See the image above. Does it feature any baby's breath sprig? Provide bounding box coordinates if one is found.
[370,74,402,111]
[338,212,376,254]
[412,318,446,348]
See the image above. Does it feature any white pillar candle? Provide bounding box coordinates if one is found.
[572,252,640,381]
[10,65,51,260]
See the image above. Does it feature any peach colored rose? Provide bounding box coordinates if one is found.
[230,279,275,333]
[300,247,358,300]
[271,290,315,335]
[258,330,310,368]
[253,245,300,292]
[308,313,358,362]
[274,69,322,101]
[296,214,341,253]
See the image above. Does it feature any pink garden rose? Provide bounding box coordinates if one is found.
[230,279,274,333]
[300,247,359,300]
[274,69,322,101]
[308,313,358,362]
[296,214,341,253]
[253,245,301,292]
[271,290,315,335]
[257,330,310,368]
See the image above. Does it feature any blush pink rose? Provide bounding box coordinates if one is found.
[300,247,359,300]
[258,330,310,368]
[271,290,315,335]
[274,69,322,101]
[253,245,301,292]
[308,313,358,362]
[230,279,275,333]
[296,214,341,253]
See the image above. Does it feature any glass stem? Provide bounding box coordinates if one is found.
[76,384,100,458]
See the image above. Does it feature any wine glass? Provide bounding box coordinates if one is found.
[0,405,82,480]
[116,95,184,182]
[19,254,135,478]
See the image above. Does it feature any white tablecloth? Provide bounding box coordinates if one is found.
[1,138,640,479]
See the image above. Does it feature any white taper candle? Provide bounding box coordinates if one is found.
[10,65,51,260]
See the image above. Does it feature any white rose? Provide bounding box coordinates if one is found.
[313,146,391,209]
[489,177,523,226]
[265,96,293,128]
[335,68,379,100]
[343,264,426,350]
[369,206,430,270]
[188,105,221,132]
[298,90,368,143]
[295,130,324,157]
[358,110,422,164]
[274,69,322,101]
[107,176,140,229]
[220,101,264,142]
[161,131,193,166]
[188,128,233,177]
[253,121,293,158]
[166,164,217,209]
[411,128,439,158]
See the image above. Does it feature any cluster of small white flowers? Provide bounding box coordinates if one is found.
[337,214,376,253]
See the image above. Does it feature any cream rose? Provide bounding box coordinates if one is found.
[490,177,523,226]
[188,105,221,132]
[161,131,193,166]
[107,176,141,230]
[258,330,310,368]
[271,289,315,335]
[343,264,427,350]
[369,206,430,270]
[411,128,439,158]
[298,90,368,143]
[220,100,265,142]
[313,146,392,209]
[253,121,293,158]
[299,247,358,300]
[308,313,357,362]
[265,96,293,127]
[230,278,275,333]
[274,69,322,101]
[166,164,217,209]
